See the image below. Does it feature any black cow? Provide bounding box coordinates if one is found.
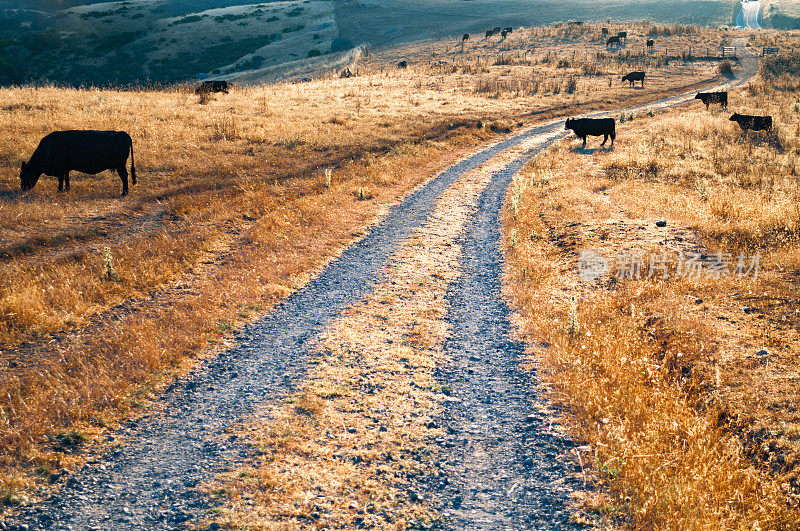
[565,118,616,148]
[20,130,136,196]
[646,39,655,49]
[485,29,494,38]
[501,30,508,38]
[622,71,645,87]
[695,91,727,109]
[602,27,609,35]
[195,80,228,95]
[618,31,627,41]
[503,27,513,34]
[730,113,773,133]
[462,33,470,41]
[397,60,408,68]
[606,36,620,48]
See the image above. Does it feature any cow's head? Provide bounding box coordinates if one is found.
[20,161,40,191]
[694,94,702,100]
[565,118,574,130]
[729,113,741,122]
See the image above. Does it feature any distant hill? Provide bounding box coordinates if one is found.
[0,0,733,86]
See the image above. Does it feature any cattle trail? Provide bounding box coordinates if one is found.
[5,51,757,530]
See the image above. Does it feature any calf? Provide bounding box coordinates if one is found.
[622,71,645,87]
[565,117,616,148]
[20,130,136,196]
[646,39,654,49]
[606,35,620,48]
[695,91,727,109]
[462,33,470,41]
[601,27,609,35]
[501,30,508,38]
[195,80,228,95]
[618,31,627,41]
[397,60,408,68]
[485,29,494,38]
[730,113,772,133]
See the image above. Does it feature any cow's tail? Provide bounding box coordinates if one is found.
[129,136,136,185]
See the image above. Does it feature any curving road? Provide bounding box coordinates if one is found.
[737,0,762,29]
[4,51,758,531]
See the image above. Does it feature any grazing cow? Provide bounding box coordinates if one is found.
[695,91,728,109]
[20,130,136,196]
[602,27,609,35]
[503,27,513,34]
[730,113,773,133]
[618,31,627,41]
[606,35,620,48]
[195,80,228,95]
[397,60,408,68]
[646,39,655,49]
[485,29,494,38]
[501,30,508,38]
[622,71,645,87]
[565,118,616,148]
[462,33,470,42]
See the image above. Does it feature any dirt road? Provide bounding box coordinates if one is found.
[4,52,757,530]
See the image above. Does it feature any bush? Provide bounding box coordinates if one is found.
[307,49,321,58]
[719,60,733,75]
[760,52,800,80]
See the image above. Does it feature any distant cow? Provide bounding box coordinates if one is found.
[340,68,353,78]
[646,39,655,49]
[20,130,136,196]
[397,60,408,68]
[565,118,616,148]
[618,31,627,41]
[730,113,773,133]
[601,27,609,35]
[695,91,727,109]
[493,26,501,34]
[462,33,470,41]
[622,71,645,87]
[503,27,513,34]
[485,29,494,38]
[195,80,228,95]
[501,30,508,38]
[606,36,620,48]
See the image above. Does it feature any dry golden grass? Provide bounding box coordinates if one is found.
[502,48,800,527]
[0,24,734,506]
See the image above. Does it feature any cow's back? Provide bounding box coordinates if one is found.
[35,130,130,175]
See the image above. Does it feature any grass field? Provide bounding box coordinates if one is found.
[0,20,752,520]
[503,33,800,527]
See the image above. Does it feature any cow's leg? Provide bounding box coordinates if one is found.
[581,136,587,148]
[610,132,616,146]
[118,165,129,196]
[64,171,69,191]
[58,174,64,192]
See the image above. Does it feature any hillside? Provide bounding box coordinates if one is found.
[0,0,733,86]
